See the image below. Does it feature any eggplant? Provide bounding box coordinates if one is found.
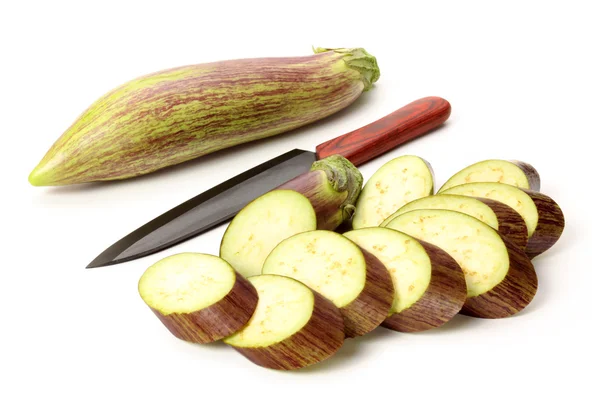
[352,155,434,229]
[438,159,540,192]
[224,274,345,370]
[29,47,379,186]
[138,253,258,343]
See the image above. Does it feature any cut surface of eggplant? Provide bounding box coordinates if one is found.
[440,182,565,257]
[139,253,236,314]
[224,274,345,370]
[438,159,540,192]
[138,253,258,343]
[385,209,537,318]
[353,155,434,229]
[220,189,317,278]
[386,209,508,298]
[262,230,393,337]
[382,194,528,250]
[344,228,430,313]
[224,275,314,348]
[263,230,366,307]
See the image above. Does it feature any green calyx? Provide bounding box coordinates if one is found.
[314,47,380,91]
[310,155,363,220]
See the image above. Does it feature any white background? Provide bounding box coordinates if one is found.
[2,1,599,402]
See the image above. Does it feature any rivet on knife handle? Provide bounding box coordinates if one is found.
[316,96,451,166]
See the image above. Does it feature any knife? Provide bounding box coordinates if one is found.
[87,96,451,268]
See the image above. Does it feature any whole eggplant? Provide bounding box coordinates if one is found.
[29,47,380,186]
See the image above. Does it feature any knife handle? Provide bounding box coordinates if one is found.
[315,96,451,166]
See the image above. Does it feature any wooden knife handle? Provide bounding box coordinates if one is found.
[316,96,451,166]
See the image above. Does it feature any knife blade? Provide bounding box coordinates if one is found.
[87,96,451,268]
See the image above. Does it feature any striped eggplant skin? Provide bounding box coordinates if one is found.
[277,155,363,230]
[29,47,380,186]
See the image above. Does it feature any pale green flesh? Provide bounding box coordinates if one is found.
[438,160,530,192]
[220,190,317,278]
[440,183,538,237]
[385,210,509,298]
[344,228,431,314]
[262,230,366,307]
[223,275,314,348]
[353,156,433,229]
[381,194,499,229]
[138,253,236,315]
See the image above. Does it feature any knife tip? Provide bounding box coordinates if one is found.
[86,256,111,269]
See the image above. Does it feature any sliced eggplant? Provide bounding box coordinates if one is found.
[381,194,528,250]
[344,227,467,332]
[385,210,538,318]
[440,183,565,258]
[138,253,258,343]
[352,155,434,229]
[438,159,540,192]
[220,155,363,278]
[224,274,345,370]
[219,190,317,278]
[262,230,394,338]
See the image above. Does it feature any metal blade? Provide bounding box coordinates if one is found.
[87,149,317,268]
